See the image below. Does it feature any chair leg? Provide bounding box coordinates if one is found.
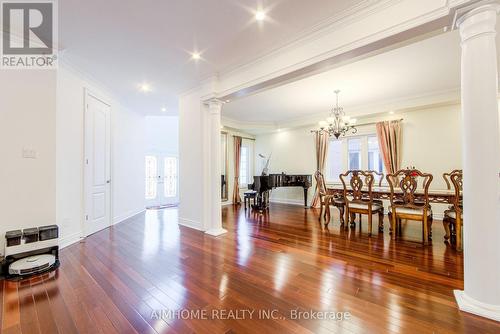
[338,205,345,225]
[378,211,383,232]
[391,213,397,240]
[443,218,451,241]
[368,212,372,237]
[319,200,323,221]
[350,212,356,227]
[456,216,462,252]
[325,201,331,226]
[344,207,350,230]
[423,215,429,246]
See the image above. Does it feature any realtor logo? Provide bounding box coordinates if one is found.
[1,1,57,69]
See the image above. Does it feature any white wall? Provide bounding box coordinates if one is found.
[0,70,57,254]
[56,64,146,247]
[145,116,179,155]
[254,103,462,216]
[179,90,205,230]
[254,128,316,206]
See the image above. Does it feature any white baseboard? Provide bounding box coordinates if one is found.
[113,208,145,225]
[454,290,500,322]
[270,198,307,206]
[221,201,233,206]
[59,231,83,250]
[178,217,204,231]
[205,228,227,237]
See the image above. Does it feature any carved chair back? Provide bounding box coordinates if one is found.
[340,170,374,205]
[386,169,433,211]
[449,170,463,214]
[365,170,384,187]
[314,171,328,197]
[443,169,462,190]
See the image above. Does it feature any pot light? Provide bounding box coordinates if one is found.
[139,83,151,93]
[255,10,266,21]
[191,52,201,60]
[161,107,167,112]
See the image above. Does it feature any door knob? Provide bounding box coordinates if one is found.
[106,180,111,184]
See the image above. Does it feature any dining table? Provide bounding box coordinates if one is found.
[326,184,460,204]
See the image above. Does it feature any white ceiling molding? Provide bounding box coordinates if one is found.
[214,0,473,100]
[222,87,462,135]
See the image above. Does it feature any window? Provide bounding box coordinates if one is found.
[348,138,361,170]
[368,135,384,173]
[326,135,385,183]
[239,146,249,186]
[145,156,157,199]
[326,140,343,182]
[164,157,178,197]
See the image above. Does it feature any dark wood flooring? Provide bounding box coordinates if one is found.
[1,204,499,333]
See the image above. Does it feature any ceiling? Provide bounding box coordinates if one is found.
[59,0,364,114]
[222,20,500,127]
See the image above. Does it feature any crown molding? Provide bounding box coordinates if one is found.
[217,0,399,78]
[179,0,399,97]
[222,87,463,135]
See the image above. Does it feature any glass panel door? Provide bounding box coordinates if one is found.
[146,154,178,208]
[164,157,178,200]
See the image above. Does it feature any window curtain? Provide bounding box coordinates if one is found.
[311,132,329,208]
[233,136,242,204]
[376,120,402,176]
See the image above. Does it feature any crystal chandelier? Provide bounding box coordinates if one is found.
[314,90,357,139]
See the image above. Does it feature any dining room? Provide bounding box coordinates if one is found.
[213,5,500,326]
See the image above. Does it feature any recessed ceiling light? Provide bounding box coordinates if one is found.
[139,83,151,93]
[161,107,167,112]
[255,10,266,21]
[191,52,201,60]
[225,99,230,103]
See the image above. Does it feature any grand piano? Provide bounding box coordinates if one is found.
[248,173,313,211]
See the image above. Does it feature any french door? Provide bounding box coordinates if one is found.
[145,155,179,207]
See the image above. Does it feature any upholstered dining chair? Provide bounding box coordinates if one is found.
[314,171,345,225]
[340,170,384,236]
[442,170,463,251]
[386,169,433,245]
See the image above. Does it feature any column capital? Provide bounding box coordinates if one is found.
[454,1,500,42]
[204,98,225,109]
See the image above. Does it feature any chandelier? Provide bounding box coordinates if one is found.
[313,90,357,139]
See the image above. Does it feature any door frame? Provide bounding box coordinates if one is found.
[83,88,113,237]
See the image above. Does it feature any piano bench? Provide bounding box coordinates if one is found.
[244,191,257,210]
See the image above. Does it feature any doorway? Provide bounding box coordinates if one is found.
[145,154,179,208]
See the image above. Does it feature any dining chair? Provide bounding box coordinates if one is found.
[340,170,384,236]
[314,171,345,225]
[442,170,463,251]
[386,169,433,245]
[360,170,384,231]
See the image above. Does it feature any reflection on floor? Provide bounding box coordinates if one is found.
[1,204,498,333]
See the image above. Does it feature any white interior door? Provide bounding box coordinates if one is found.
[84,92,111,236]
[145,154,178,207]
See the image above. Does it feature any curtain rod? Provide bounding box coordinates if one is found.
[354,118,404,127]
[221,132,256,141]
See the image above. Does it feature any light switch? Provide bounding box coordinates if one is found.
[22,147,37,159]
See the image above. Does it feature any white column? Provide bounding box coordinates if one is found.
[455,3,500,321]
[205,99,227,236]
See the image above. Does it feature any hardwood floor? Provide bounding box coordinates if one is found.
[1,204,499,333]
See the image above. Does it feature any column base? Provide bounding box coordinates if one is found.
[454,290,500,322]
[205,228,228,237]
